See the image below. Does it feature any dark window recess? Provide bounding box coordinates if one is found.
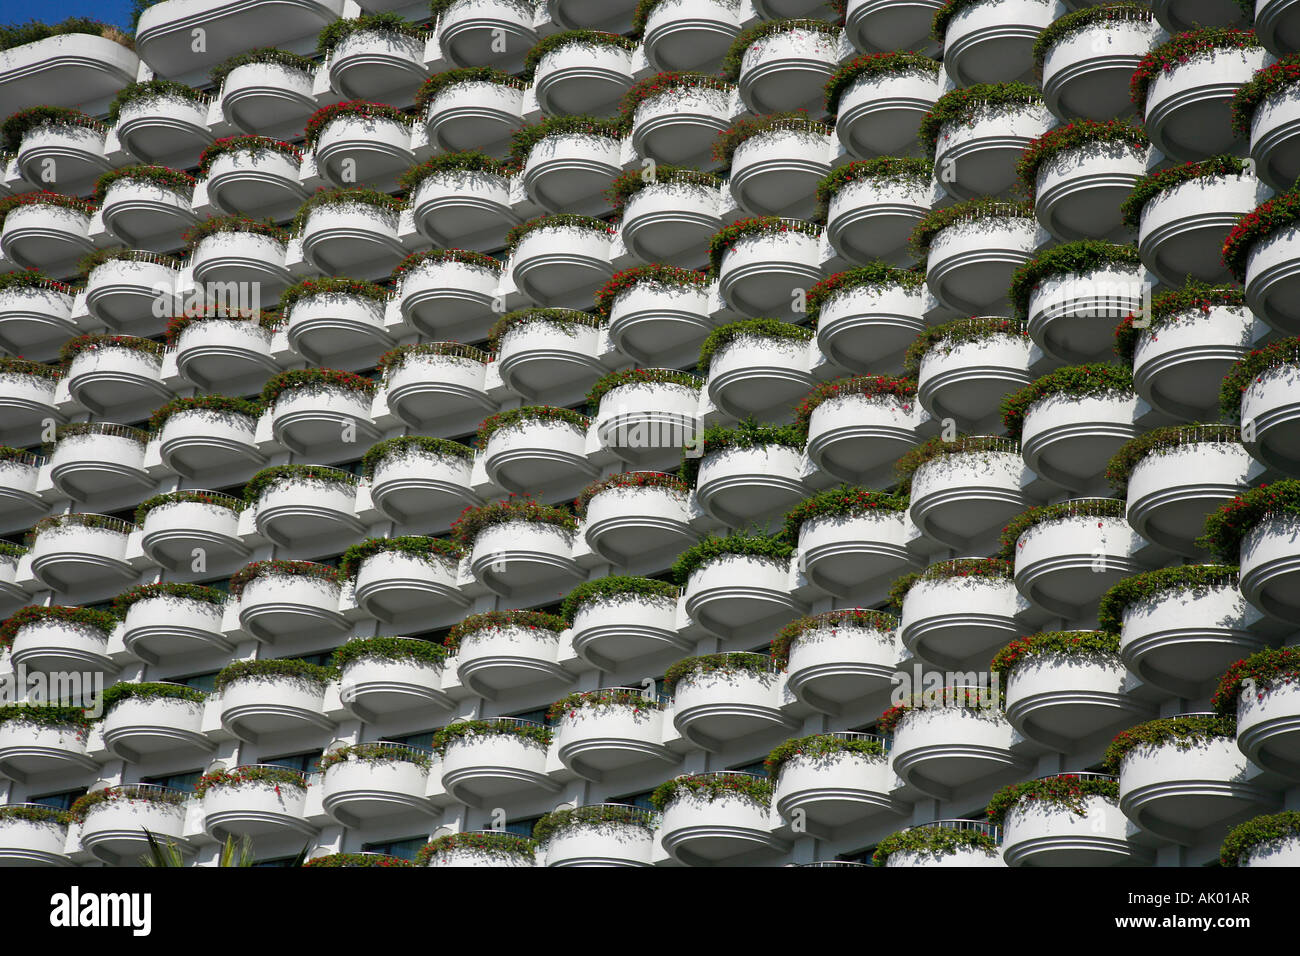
[258,750,323,774]
[174,671,220,693]
[278,651,336,669]
[362,835,428,862]
[141,769,202,793]
[383,730,435,751]
[504,815,541,838]
[505,707,550,727]
[728,758,769,778]
[608,789,656,812]
[29,788,87,811]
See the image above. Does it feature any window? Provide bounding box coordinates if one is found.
[608,789,656,812]
[362,835,428,861]
[836,847,872,865]
[141,770,202,793]
[194,576,230,595]
[259,750,322,773]
[279,651,335,669]
[504,815,541,838]
[505,707,550,727]
[383,730,435,751]
[29,788,87,811]
[174,671,220,693]
[728,758,769,777]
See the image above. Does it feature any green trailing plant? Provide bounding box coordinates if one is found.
[133,490,242,526]
[398,151,511,193]
[1101,714,1237,774]
[1018,119,1149,196]
[101,681,207,711]
[1115,281,1243,365]
[358,435,474,479]
[260,367,375,407]
[910,198,1034,259]
[1214,646,1300,717]
[650,772,773,811]
[59,333,162,365]
[918,82,1042,155]
[475,406,591,449]
[1200,480,1300,561]
[782,487,908,542]
[195,766,309,797]
[903,316,1028,378]
[1098,565,1239,635]
[0,606,117,649]
[316,12,425,55]
[509,115,627,167]
[184,215,288,247]
[318,742,431,773]
[0,191,95,229]
[209,48,315,88]
[1223,187,1300,282]
[1121,155,1248,232]
[291,185,403,233]
[522,29,637,80]
[27,513,135,539]
[450,497,577,548]
[708,217,823,275]
[414,66,526,114]
[573,471,689,516]
[303,100,410,149]
[1,106,103,153]
[559,576,679,622]
[197,136,301,176]
[1131,28,1261,113]
[106,80,206,126]
[1221,811,1300,866]
[1105,424,1241,495]
[680,419,806,487]
[0,704,90,731]
[877,685,1003,734]
[1032,3,1154,73]
[415,831,536,864]
[69,785,186,822]
[765,733,886,778]
[664,652,774,693]
[1000,363,1133,440]
[213,658,334,693]
[227,560,343,599]
[1219,336,1300,419]
[92,165,195,204]
[278,276,388,313]
[444,609,568,654]
[1232,54,1300,138]
[0,805,69,826]
[814,157,932,220]
[338,535,462,579]
[990,630,1121,678]
[619,71,735,123]
[0,18,130,52]
[504,213,613,253]
[531,804,656,845]
[0,271,76,297]
[431,720,553,754]
[805,264,927,326]
[795,374,916,432]
[887,557,1013,610]
[377,342,493,376]
[893,434,1019,489]
[242,464,357,504]
[824,51,940,116]
[78,247,182,278]
[146,395,262,434]
[594,264,712,321]
[720,19,841,81]
[331,635,448,671]
[487,307,604,351]
[997,498,1125,560]
[303,853,411,867]
[769,609,896,669]
[697,318,813,369]
[548,688,665,723]
[713,112,831,167]
[606,167,720,213]
[986,774,1119,826]
[931,0,990,40]
[1009,240,1142,323]
[390,248,502,280]
[669,532,794,584]
[586,368,703,411]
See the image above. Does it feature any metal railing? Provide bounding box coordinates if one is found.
[825,730,892,752]
[797,861,867,867]
[53,422,148,445]
[1036,771,1116,784]
[0,449,45,468]
[28,513,138,543]
[904,819,1003,842]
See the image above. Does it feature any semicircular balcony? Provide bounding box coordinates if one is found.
[772,733,903,828]
[923,207,1038,315]
[319,744,434,828]
[1238,360,1300,475]
[139,491,249,571]
[1040,11,1160,121]
[628,78,735,169]
[266,378,379,461]
[509,221,615,310]
[189,227,293,299]
[481,412,597,502]
[932,98,1054,203]
[5,607,117,677]
[364,437,481,529]
[0,197,94,278]
[0,278,78,363]
[27,515,135,593]
[728,122,834,220]
[642,0,742,71]
[939,0,1059,86]
[845,0,944,56]
[682,551,804,639]
[198,767,314,841]
[1123,430,1251,556]
[705,330,815,423]
[1142,42,1266,161]
[1237,675,1300,780]
[804,385,923,486]
[64,339,169,420]
[540,804,659,867]
[619,174,723,269]
[155,401,265,478]
[0,715,96,782]
[1239,512,1300,625]
[203,142,306,220]
[907,439,1028,551]
[14,117,110,198]
[814,273,927,374]
[593,373,703,470]
[395,253,503,343]
[900,563,1019,670]
[113,91,213,170]
[0,450,45,528]
[1019,387,1139,492]
[734,23,840,117]
[794,500,920,598]
[299,199,404,279]
[824,168,932,267]
[0,29,139,112]
[47,423,151,502]
[382,345,494,437]
[350,544,467,626]
[83,251,181,337]
[604,274,714,370]
[880,821,1006,867]
[1239,216,1300,338]
[422,75,527,158]
[1027,259,1145,365]
[568,586,687,670]
[715,220,823,318]
[77,787,191,865]
[284,288,393,369]
[218,670,332,743]
[580,475,698,571]
[519,128,623,217]
[171,316,279,395]
[493,311,605,404]
[889,693,1026,799]
[437,720,558,806]
[1257,0,1300,56]
[408,162,519,252]
[1033,139,1148,243]
[1137,169,1262,287]
[337,637,452,721]
[313,111,416,193]
[101,694,212,762]
[915,323,1034,429]
[249,467,363,551]
[695,443,807,529]
[1001,773,1149,866]
[467,517,582,600]
[532,37,635,117]
[657,773,783,865]
[552,690,674,779]
[98,172,197,252]
[327,28,429,102]
[436,0,540,73]
[781,613,900,713]
[120,590,232,665]
[671,657,794,751]
[0,807,72,867]
[235,564,348,643]
[0,363,63,448]
[218,58,319,141]
[833,62,939,160]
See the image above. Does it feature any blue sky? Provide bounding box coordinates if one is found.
[0,0,136,30]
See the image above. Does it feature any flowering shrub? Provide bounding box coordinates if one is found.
[918,82,1042,155]
[765,733,886,778]
[450,497,576,548]
[0,270,76,296]
[1032,2,1154,73]
[319,742,431,773]
[93,165,195,204]
[887,557,1012,609]
[414,66,526,114]
[1219,335,1300,418]
[814,157,932,220]
[910,198,1034,259]
[28,513,136,541]
[78,247,182,279]
[707,216,822,275]
[1,105,103,152]
[278,276,387,314]
[291,185,403,233]
[209,48,315,88]
[260,367,375,407]
[720,19,841,81]
[184,214,288,247]
[146,395,262,434]
[1100,714,1236,774]
[650,772,773,811]
[358,435,474,478]
[415,832,535,864]
[197,135,301,176]
[605,167,720,212]
[227,560,343,599]
[242,464,356,504]
[487,307,604,351]
[445,609,567,653]
[990,630,1120,677]
[824,51,940,116]
[69,785,187,822]
[1105,424,1241,495]
[58,333,161,366]
[559,575,679,621]
[0,703,91,730]
[397,151,512,194]
[877,685,1003,734]
[1200,479,1300,560]
[332,635,448,671]
[769,609,897,669]
[997,497,1125,560]
[679,419,806,487]
[1131,28,1261,113]
[805,264,926,326]
[391,248,502,282]
[795,374,916,432]
[903,316,1027,377]
[110,583,225,618]
[1232,53,1300,138]
[304,853,412,867]
[0,606,118,649]
[669,533,793,584]
[781,486,907,542]
[999,363,1132,439]
[872,825,1001,865]
[1009,240,1141,322]
[893,434,1019,488]
[522,29,637,79]
[548,688,664,724]
[619,71,734,123]
[376,342,492,378]
[134,490,242,525]
[1098,564,1239,634]
[303,100,409,148]
[573,471,688,516]
[1120,155,1248,232]
[475,406,590,449]
[713,112,831,167]
[195,766,309,798]
[697,318,813,369]
[338,535,462,579]
[594,264,710,318]
[1115,281,1243,366]
[986,774,1119,826]
[214,658,334,693]
[316,11,425,55]
[504,213,613,252]
[0,191,95,228]
[431,719,553,754]
[106,79,206,126]
[532,804,656,845]
[509,115,627,166]
[0,805,69,826]
[1221,811,1300,866]
[1018,121,1147,202]
[1223,187,1300,282]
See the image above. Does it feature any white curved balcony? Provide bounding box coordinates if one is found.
[1236,832,1300,865]
[1004,652,1149,749]
[0,367,61,447]
[1013,508,1146,619]
[682,554,802,639]
[934,101,1054,203]
[1041,14,1160,121]
[1241,513,1300,624]
[65,343,168,418]
[620,174,722,268]
[252,473,363,549]
[437,0,539,73]
[354,547,467,624]
[569,592,686,670]
[299,201,404,279]
[236,570,347,643]
[629,83,733,169]
[78,789,189,865]
[1020,391,1139,491]
[901,572,1019,670]
[397,257,501,342]
[1028,263,1144,364]
[0,32,138,115]
[219,60,318,140]
[0,201,93,277]
[47,425,150,502]
[1035,141,1148,242]
[468,520,581,598]
[1143,44,1268,160]
[940,0,1060,86]
[553,696,672,778]
[338,642,451,721]
[815,278,926,373]
[1119,578,1264,697]
[735,25,840,117]
[384,348,492,437]
[541,809,658,867]
[204,145,306,220]
[729,126,833,220]
[285,292,392,368]
[0,809,71,867]
[805,392,923,484]
[28,518,134,593]
[409,164,518,251]
[14,122,109,198]
[367,443,480,527]
[483,416,597,500]
[1118,731,1276,845]
[595,379,701,469]
[495,315,604,402]
[328,29,428,102]
[835,66,938,159]
[521,132,621,216]
[172,318,277,394]
[707,332,814,422]
[0,281,77,361]
[140,494,248,570]
[1251,75,1300,197]
[8,611,115,677]
[1138,172,1261,287]
[890,702,1025,799]
[114,93,212,169]
[438,728,557,805]
[190,230,292,298]
[844,0,944,56]
[910,446,1028,550]
[1238,680,1300,779]
[0,717,95,780]
[121,593,230,665]
[602,266,712,367]
[320,751,432,828]
[419,834,536,867]
[825,173,931,266]
[642,0,742,71]
[717,224,824,319]
[658,783,782,865]
[796,508,918,598]
[1239,363,1300,474]
[695,444,806,528]
[510,223,614,310]
[881,828,1007,867]
[1002,784,1145,866]
[219,673,331,742]
[157,405,264,477]
[784,622,899,713]
[424,78,526,157]
[0,454,44,527]
[1125,439,1251,556]
[1137,302,1255,416]
[582,480,698,569]
[314,113,415,192]
[773,739,901,827]
[1240,218,1300,336]
[199,771,313,840]
[533,40,633,117]
[268,385,378,460]
[925,212,1038,314]
[917,333,1033,428]
[99,176,196,252]
[1257,0,1300,56]
[84,254,179,336]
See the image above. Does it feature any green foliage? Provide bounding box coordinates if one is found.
[1200,479,1300,561]
[1105,424,1240,495]
[708,217,823,275]
[990,630,1120,677]
[824,51,940,116]
[764,733,886,778]
[414,66,526,113]
[805,264,926,326]
[1120,155,1247,232]
[986,774,1119,826]
[146,395,261,434]
[319,742,431,773]
[573,471,689,516]
[1,106,102,153]
[475,406,590,449]
[444,609,567,653]
[910,198,1034,259]
[532,804,656,845]
[241,464,356,504]
[918,82,1042,155]
[1032,3,1154,72]
[680,419,806,487]
[431,720,553,754]
[338,535,462,579]
[814,157,932,220]
[209,48,315,88]
[450,497,576,549]
[1101,714,1236,774]
[782,487,907,542]
[903,316,1027,378]
[487,308,603,352]
[93,164,195,204]
[213,658,334,693]
[663,652,774,694]
[111,582,226,617]
[720,19,840,81]
[358,435,474,479]
[1009,240,1141,322]
[504,214,612,253]
[697,318,813,369]
[669,532,794,584]
[227,560,342,599]
[887,557,1013,610]
[1098,565,1239,634]
[1221,811,1300,866]
[398,151,511,192]
[585,367,702,408]
[101,682,207,712]
[1213,646,1300,718]
[1131,28,1260,112]
[650,772,773,811]
[416,831,536,864]
[997,498,1126,560]
[523,30,636,79]
[508,115,627,167]
[316,12,425,55]
[134,490,242,526]
[291,185,403,233]
[999,363,1132,440]
[713,112,831,167]
[560,576,679,621]
[260,367,375,407]
[331,636,448,671]
[1115,281,1243,365]
[106,80,205,125]
[0,605,118,649]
